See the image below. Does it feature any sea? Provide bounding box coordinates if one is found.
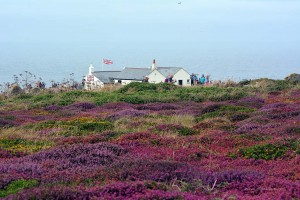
[0,42,299,88]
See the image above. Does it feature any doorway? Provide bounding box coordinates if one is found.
[178,80,183,86]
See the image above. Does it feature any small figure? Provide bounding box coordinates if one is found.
[143,77,149,83]
[199,74,206,85]
[205,75,210,85]
[191,73,195,85]
[168,74,174,83]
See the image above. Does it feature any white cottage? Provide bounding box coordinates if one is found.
[84,60,191,89]
[84,64,121,90]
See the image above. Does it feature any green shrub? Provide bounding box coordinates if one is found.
[118,82,178,94]
[11,85,23,95]
[17,94,33,100]
[269,80,289,91]
[0,138,52,153]
[61,90,85,98]
[118,82,157,93]
[33,119,113,135]
[249,78,291,92]
[196,105,255,122]
[285,73,300,84]
[0,179,38,197]
[93,93,118,105]
[219,105,255,112]
[33,94,54,102]
[77,122,113,132]
[178,127,197,136]
[196,112,221,122]
[157,83,177,91]
[58,98,74,106]
[119,95,146,104]
[187,94,205,102]
[239,143,289,160]
[238,79,251,87]
[208,90,246,101]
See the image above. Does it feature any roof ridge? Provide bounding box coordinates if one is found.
[93,71,121,72]
[124,67,150,69]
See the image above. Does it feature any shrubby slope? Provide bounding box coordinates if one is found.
[0,80,299,199]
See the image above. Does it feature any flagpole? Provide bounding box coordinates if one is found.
[102,58,103,71]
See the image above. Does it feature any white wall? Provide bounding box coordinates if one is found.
[121,80,142,85]
[148,70,165,83]
[173,69,191,86]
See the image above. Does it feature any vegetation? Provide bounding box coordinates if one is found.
[0,79,299,199]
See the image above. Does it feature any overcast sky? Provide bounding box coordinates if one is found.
[0,0,300,82]
[1,0,299,43]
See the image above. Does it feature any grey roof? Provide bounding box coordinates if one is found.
[116,67,152,80]
[92,67,190,82]
[156,67,183,77]
[92,71,121,83]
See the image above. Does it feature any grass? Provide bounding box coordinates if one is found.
[31,119,114,136]
[0,82,258,110]
[196,105,255,122]
[0,179,38,197]
[0,138,52,154]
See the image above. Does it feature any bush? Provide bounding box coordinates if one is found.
[285,73,300,84]
[0,179,38,197]
[119,95,146,104]
[77,122,113,132]
[178,127,197,136]
[118,82,158,93]
[17,94,33,100]
[33,94,54,102]
[10,86,23,95]
[239,143,289,160]
[196,105,255,122]
[238,79,251,87]
[35,119,113,135]
[0,138,52,154]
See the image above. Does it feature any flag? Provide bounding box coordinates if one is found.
[103,59,113,65]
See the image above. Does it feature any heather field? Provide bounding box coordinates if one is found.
[0,80,299,200]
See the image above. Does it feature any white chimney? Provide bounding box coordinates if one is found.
[89,64,94,75]
[151,59,157,70]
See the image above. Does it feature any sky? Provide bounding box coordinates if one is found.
[0,0,300,84]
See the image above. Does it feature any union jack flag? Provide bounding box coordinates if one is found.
[103,59,113,65]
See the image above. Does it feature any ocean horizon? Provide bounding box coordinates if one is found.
[0,42,299,87]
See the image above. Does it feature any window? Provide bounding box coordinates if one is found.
[187,79,190,83]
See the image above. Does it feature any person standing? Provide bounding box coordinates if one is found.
[205,75,210,85]
[200,74,206,85]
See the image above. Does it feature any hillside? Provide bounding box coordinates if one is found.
[0,80,299,199]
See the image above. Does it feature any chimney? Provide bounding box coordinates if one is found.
[151,59,157,70]
[89,64,94,75]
